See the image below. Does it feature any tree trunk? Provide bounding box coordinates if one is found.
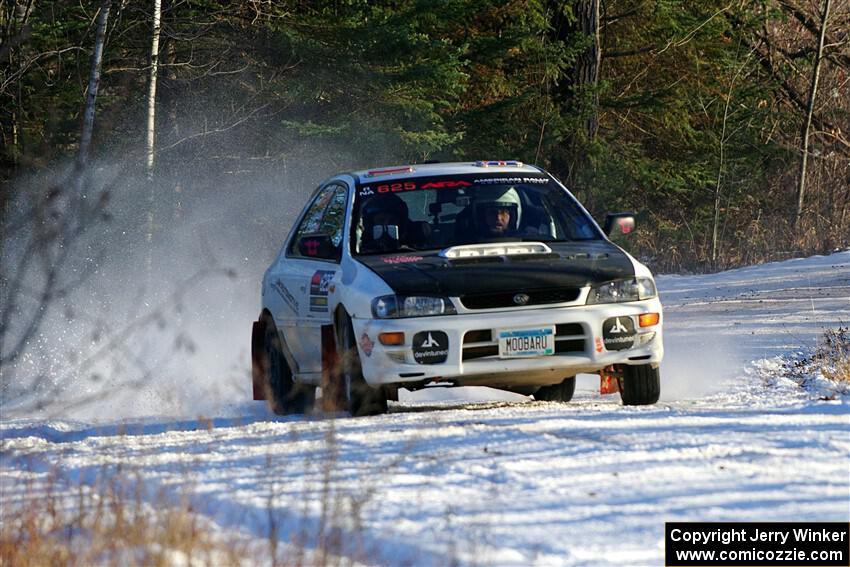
[574,0,601,141]
[77,0,111,169]
[146,0,161,176]
[794,0,831,231]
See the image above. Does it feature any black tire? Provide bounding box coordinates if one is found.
[618,364,660,405]
[263,317,314,415]
[335,315,388,417]
[534,376,576,402]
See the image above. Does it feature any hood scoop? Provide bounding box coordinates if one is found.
[440,242,553,259]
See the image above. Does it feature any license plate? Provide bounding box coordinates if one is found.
[498,326,555,358]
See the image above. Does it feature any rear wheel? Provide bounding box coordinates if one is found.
[534,376,576,402]
[617,364,660,405]
[262,317,314,415]
[334,314,388,417]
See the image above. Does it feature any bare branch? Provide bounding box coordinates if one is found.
[155,102,271,153]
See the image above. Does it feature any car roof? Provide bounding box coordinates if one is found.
[349,161,544,184]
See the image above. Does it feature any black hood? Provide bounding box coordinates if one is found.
[356,241,635,297]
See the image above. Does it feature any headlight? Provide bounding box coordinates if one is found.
[586,277,656,304]
[371,295,457,318]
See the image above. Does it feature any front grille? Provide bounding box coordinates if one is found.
[462,345,499,361]
[555,339,585,353]
[463,329,492,344]
[555,323,583,336]
[460,288,581,310]
[461,323,587,361]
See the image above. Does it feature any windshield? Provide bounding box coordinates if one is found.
[351,173,601,255]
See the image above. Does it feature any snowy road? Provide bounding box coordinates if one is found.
[2,252,849,565]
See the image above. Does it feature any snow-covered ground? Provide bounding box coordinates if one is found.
[2,252,849,565]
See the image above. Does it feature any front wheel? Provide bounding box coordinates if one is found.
[534,376,576,402]
[617,364,660,405]
[333,315,388,417]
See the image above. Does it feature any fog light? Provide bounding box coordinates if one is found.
[636,331,656,346]
[639,313,660,327]
[379,332,405,346]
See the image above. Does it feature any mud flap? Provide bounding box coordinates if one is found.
[600,365,621,395]
[251,319,266,401]
[320,324,340,412]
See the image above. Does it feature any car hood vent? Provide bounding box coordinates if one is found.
[440,242,553,259]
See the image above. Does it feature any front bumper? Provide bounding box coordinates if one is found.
[352,298,664,388]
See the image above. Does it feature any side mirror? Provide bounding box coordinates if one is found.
[297,233,336,259]
[603,213,636,237]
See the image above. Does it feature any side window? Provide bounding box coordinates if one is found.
[319,185,347,248]
[289,184,348,261]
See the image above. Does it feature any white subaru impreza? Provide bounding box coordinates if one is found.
[252,161,663,416]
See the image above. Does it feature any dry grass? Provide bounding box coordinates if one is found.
[1,420,399,567]
[0,467,251,567]
[776,326,850,397]
[817,327,850,385]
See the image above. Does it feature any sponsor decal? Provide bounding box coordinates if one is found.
[309,296,329,313]
[359,333,374,357]
[602,316,635,351]
[271,278,299,313]
[419,180,472,189]
[595,337,604,353]
[382,255,424,264]
[609,318,629,334]
[376,181,417,193]
[361,180,473,195]
[412,331,449,364]
[473,176,548,185]
[307,270,334,314]
[310,270,335,296]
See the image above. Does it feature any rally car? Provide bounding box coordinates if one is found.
[251,161,663,416]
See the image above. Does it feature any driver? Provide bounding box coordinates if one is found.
[360,193,410,252]
[473,186,522,239]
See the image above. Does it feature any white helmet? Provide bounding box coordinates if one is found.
[474,186,522,228]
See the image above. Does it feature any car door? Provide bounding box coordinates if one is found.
[272,182,348,377]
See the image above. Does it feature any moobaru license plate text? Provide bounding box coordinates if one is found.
[498,327,555,357]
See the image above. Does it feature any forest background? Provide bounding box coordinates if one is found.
[2,0,848,274]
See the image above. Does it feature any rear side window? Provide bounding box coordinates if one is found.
[289,184,348,261]
[318,186,347,247]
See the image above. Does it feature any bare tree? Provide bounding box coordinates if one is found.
[795,0,832,231]
[146,0,161,176]
[712,48,754,266]
[145,0,162,291]
[77,0,112,169]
